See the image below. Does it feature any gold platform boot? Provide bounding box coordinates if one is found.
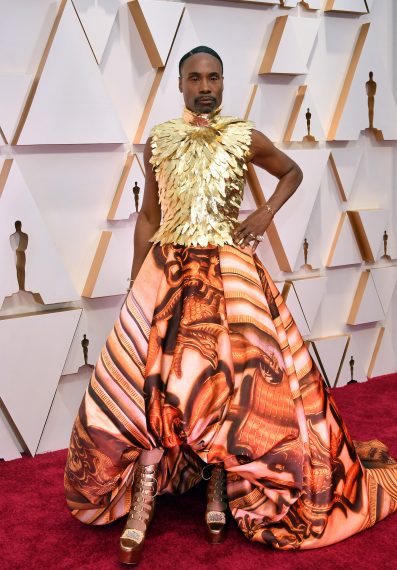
[119,463,159,565]
[205,463,228,544]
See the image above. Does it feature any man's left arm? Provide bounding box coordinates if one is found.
[233,129,303,247]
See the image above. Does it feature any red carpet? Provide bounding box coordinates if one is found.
[1,374,396,570]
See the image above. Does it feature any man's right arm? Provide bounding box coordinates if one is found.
[129,138,161,284]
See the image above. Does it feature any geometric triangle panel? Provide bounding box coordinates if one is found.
[37,366,93,454]
[247,81,302,143]
[62,295,126,375]
[0,308,81,455]
[329,148,362,202]
[253,149,329,272]
[18,0,127,144]
[329,23,397,141]
[309,333,350,388]
[82,224,136,298]
[108,153,145,220]
[326,212,363,268]
[0,73,32,143]
[0,161,79,307]
[324,0,368,14]
[371,266,397,315]
[337,325,382,386]
[282,282,310,337]
[347,209,387,262]
[72,0,122,64]
[347,270,385,325]
[259,15,319,75]
[128,0,185,68]
[284,85,326,142]
[292,276,327,331]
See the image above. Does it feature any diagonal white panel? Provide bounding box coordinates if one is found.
[72,0,122,63]
[85,224,136,298]
[337,326,380,386]
[309,334,349,387]
[0,162,79,306]
[37,366,92,454]
[254,149,329,271]
[248,80,303,143]
[283,283,310,337]
[330,148,362,202]
[286,86,326,142]
[130,0,185,67]
[331,25,397,141]
[358,209,387,260]
[325,0,368,13]
[0,74,31,142]
[62,295,125,375]
[292,276,327,330]
[371,266,397,315]
[326,213,362,267]
[0,1,60,73]
[263,16,319,75]
[109,154,145,220]
[348,271,385,325]
[0,409,21,461]
[100,3,156,143]
[15,150,126,296]
[18,0,127,144]
[0,309,82,455]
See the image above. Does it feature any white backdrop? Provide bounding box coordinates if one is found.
[0,0,396,460]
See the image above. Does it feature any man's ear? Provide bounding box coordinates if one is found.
[178,76,182,93]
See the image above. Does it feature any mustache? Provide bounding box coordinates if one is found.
[195,96,216,104]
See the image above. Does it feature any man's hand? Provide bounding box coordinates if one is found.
[233,206,274,250]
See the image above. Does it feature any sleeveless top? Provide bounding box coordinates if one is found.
[149,107,253,247]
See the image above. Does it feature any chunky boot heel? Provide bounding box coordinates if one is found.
[119,463,159,565]
[205,463,228,544]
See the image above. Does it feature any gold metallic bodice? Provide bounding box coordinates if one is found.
[149,107,253,247]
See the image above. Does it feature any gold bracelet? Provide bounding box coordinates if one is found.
[263,203,275,217]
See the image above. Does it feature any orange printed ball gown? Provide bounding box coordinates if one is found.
[64,243,397,549]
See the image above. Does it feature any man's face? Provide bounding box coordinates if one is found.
[179,53,224,114]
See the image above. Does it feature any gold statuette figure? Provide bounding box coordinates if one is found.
[133,181,140,213]
[347,355,358,384]
[9,220,28,291]
[81,334,90,366]
[300,237,314,271]
[364,71,384,141]
[380,230,391,261]
[303,107,316,142]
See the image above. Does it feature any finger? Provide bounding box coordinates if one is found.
[235,229,250,244]
[233,224,247,240]
[243,233,255,247]
[250,239,258,252]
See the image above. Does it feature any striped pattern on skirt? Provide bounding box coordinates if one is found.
[64,244,397,548]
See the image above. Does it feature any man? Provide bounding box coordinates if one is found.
[65,46,396,566]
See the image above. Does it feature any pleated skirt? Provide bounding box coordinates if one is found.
[64,244,397,549]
